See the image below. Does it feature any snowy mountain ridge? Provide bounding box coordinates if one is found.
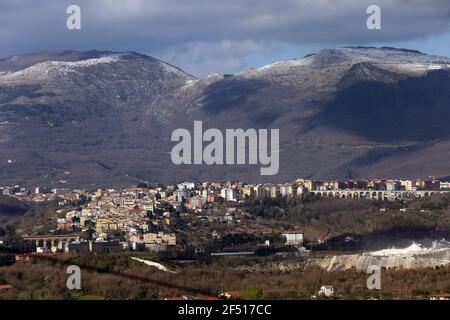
[0,54,124,83]
[240,47,450,78]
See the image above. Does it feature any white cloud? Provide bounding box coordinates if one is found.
[158,39,272,76]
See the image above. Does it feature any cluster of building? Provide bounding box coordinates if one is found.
[2,177,449,254]
[1,185,84,205]
[310,178,445,192]
[55,187,178,253]
[2,177,447,206]
[171,178,449,206]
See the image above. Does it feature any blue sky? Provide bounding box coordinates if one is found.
[0,0,449,76]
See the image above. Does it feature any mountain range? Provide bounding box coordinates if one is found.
[1,47,450,188]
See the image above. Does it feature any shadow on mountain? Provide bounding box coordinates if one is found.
[0,85,59,105]
[0,195,31,217]
[312,70,450,142]
[202,77,271,115]
[348,144,427,167]
[0,101,119,126]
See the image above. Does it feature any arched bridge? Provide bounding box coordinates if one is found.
[309,190,450,201]
[23,234,80,252]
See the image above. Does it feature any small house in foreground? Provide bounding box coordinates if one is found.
[319,285,335,297]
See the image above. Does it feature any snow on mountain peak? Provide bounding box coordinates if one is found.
[322,47,450,65]
[0,54,124,83]
[239,47,450,79]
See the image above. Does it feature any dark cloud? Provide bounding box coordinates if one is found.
[0,0,449,75]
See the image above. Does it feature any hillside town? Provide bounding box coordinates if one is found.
[1,177,449,255]
[3,177,450,300]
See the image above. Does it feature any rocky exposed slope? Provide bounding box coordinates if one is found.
[308,242,450,271]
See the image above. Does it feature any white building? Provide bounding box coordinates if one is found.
[296,186,307,197]
[282,231,304,246]
[319,285,334,297]
[221,188,237,202]
[440,181,450,190]
[400,180,415,191]
[177,182,196,190]
[280,185,294,197]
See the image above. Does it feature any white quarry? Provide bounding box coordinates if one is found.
[309,240,450,271]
